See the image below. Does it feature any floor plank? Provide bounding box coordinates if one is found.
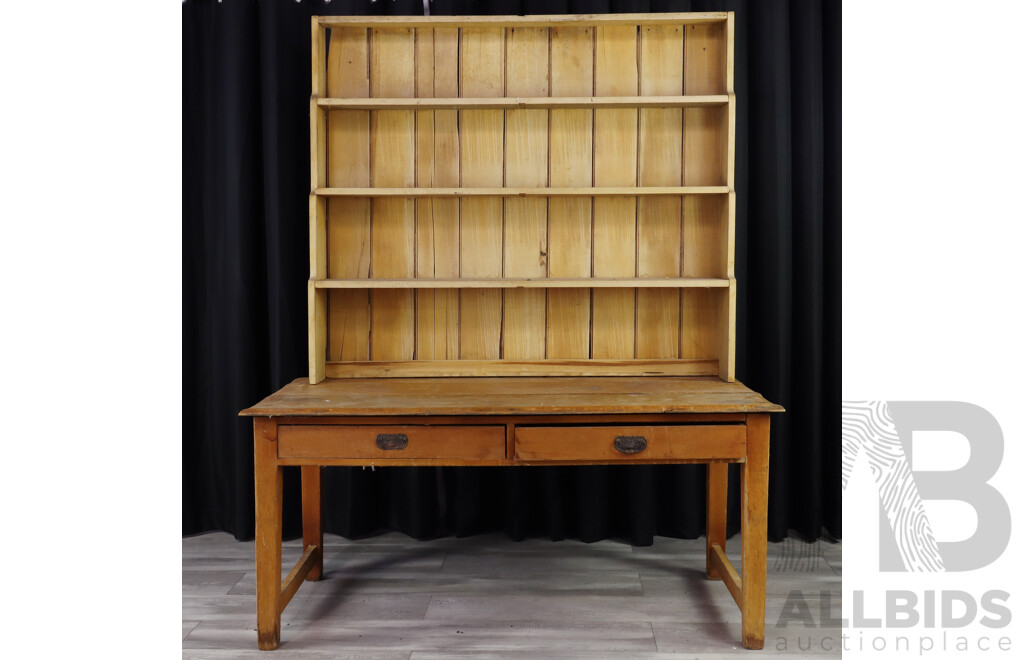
[424,592,841,625]
[183,593,430,622]
[230,569,644,597]
[182,570,246,595]
[183,620,658,653]
[409,650,839,654]
[183,646,410,660]
[652,621,843,655]
[183,649,408,660]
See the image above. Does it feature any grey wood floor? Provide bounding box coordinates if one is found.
[183,532,841,658]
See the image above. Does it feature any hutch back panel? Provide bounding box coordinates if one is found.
[308,13,736,382]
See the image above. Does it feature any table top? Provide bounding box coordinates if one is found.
[240,377,783,417]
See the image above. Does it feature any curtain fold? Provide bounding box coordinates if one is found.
[183,0,840,544]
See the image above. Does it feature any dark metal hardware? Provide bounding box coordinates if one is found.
[613,435,647,454]
[376,433,409,450]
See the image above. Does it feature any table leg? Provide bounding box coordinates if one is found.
[254,418,283,650]
[301,465,324,581]
[705,462,728,579]
[741,414,770,649]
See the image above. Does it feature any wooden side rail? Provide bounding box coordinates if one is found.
[709,543,742,608]
[280,545,320,614]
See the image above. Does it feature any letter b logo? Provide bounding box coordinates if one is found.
[842,401,1010,572]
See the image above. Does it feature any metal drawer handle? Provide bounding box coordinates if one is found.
[376,433,409,450]
[614,435,647,454]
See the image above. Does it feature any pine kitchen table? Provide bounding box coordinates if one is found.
[241,376,782,650]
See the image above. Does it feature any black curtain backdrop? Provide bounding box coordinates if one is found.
[183,0,840,545]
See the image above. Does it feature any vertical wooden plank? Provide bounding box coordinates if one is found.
[681,289,721,360]
[503,27,548,360]
[414,29,460,360]
[706,462,728,579]
[309,20,327,383]
[682,22,726,186]
[326,27,371,364]
[312,19,326,99]
[741,414,771,649]
[592,25,638,359]
[681,196,726,362]
[637,25,683,358]
[307,281,326,383]
[682,21,730,371]
[369,27,416,360]
[459,27,504,359]
[254,418,282,650]
[725,13,736,192]
[719,278,737,381]
[723,14,737,381]
[300,465,323,581]
[309,170,327,383]
[414,28,460,360]
[547,26,593,359]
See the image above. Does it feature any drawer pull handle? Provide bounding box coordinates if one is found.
[376,433,409,450]
[614,435,647,454]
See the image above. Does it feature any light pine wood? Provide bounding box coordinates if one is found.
[369,28,415,361]
[314,278,729,289]
[279,545,318,613]
[502,26,548,361]
[681,23,728,367]
[514,425,746,462]
[318,13,730,28]
[308,108,327,384]
[415,28,461,360]
[242,376,783,416]
[253,418,282,650]
[266,17,777,653]
[326,27,371,365]
[547,26,594,360]
[637,25,684,359]
[710,543,743,607]
[278,424,506,460]
[706,462,728,580]
[308,20,327,383]
[741,414,771,649]
[319,95,729,110]
[723,13,738,381]
[682,22,727,184]
[300,465,323,581]
[310,21,326,186]
[309,194,327,281]
[316,186,729,197]
[592,25,639,360]
[321,360,719,379]
[681,195,728,278]
[274,412,746,425]
[719,279,737,381]
[681,289,721,360]
[307,281,326,383]
[459,27,504,360]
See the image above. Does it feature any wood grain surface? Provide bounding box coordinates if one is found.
[241,376,782,416]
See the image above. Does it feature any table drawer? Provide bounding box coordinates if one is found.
[278,425,506,460]
[514,425,745,461]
